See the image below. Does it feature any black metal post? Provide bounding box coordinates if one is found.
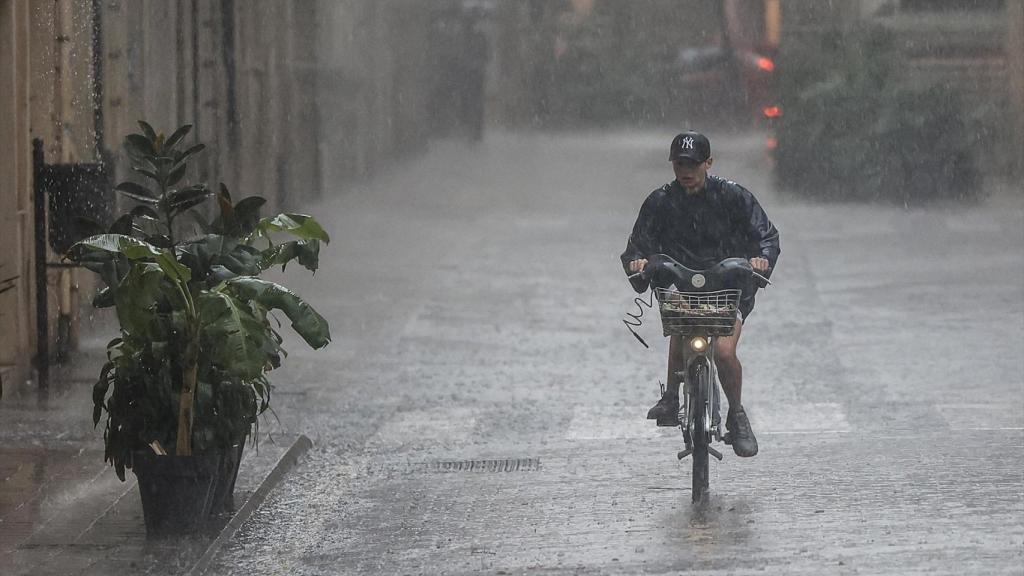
[91,0,105,157]
[32,139,49,393]
[221,0,239,154]
[192,0,200,140]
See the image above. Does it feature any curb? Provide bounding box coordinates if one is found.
[187,434,313,576]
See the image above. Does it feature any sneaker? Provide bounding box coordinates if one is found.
[725,406,758,457]
[646,394,679,427]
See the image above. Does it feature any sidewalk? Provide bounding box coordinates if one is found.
[0,321,304,576]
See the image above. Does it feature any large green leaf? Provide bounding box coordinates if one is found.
[212,188,267,238]
[149,250,191,285]
[70,234,155,268]
[259,240,320,272]
[231,196,266,236]
[113,263,166,338]
[172,144,206,171]
[130,215,165,240]
[197,291,266,379]
[177,234,227,273]
[207,265,238,283]
[92,286,115,308]
[124,134,155,159]
[156,154,177,167]
[178,235,261,280]
[71,234,191,284]
[137,121,157,143]
[115,183,158,203]
[70,249,121,289]
[114,181,158,204]
[129,205,161,220]
[132,166,160,182]
[73,233,157,256]
[93,360,117,425]
[166,162,187,188]
[218,247,262,276]
[225,277,331,349]
[247,214,330,244]
[163,124,193,152]
[136,155,160,174]
[146,234,174,249]
[164,185,212,216]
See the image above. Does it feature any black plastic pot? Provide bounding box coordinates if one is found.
[209,443,244,515]
[132,451,221,537]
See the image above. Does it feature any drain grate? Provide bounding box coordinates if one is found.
[367,457,542,475]
[430,458,541,473]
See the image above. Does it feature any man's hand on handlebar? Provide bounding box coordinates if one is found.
[750,257,769,273]
[628,259,649,275]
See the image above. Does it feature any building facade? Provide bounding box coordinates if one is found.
[0,0,443,392]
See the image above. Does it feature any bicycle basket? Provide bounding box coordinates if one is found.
[654,288,740,337]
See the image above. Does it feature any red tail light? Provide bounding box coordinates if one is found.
[756,57,775,72]
[762,106,782,119]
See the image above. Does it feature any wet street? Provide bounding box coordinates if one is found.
[205,130,1023,575]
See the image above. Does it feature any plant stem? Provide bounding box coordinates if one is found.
[172,273,198,455]
[163,163,193,455]
[163,185,176,246]
[161,152,195,455]
[175,315,199,456]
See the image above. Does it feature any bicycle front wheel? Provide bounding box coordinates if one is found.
[690,359,711,503]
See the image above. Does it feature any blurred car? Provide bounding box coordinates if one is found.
[676,45,777,123]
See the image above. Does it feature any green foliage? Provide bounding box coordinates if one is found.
[774,25,981,203]
[67,121,331,478]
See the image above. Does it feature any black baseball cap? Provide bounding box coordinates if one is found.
[669,131,711,163]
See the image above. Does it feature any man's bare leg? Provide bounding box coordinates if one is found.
[713,317,758,456]
[714,317,743,409]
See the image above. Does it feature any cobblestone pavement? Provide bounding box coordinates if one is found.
[15,130,1021,575]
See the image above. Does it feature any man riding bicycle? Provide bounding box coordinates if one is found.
[621,131,780,458]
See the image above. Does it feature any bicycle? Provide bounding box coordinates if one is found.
[628,254,767,503]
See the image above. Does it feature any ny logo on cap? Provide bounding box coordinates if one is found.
[681,136,695,149]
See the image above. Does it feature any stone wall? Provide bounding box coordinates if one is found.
[0,0,33,387]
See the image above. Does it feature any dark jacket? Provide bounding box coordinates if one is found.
[621,175,780,294]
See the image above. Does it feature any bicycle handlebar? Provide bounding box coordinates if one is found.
[627,270,774,283]
[628,255,771,292]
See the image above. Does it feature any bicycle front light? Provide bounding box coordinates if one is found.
[689,336,708,353]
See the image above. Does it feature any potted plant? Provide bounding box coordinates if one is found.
[68,122,330,536]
